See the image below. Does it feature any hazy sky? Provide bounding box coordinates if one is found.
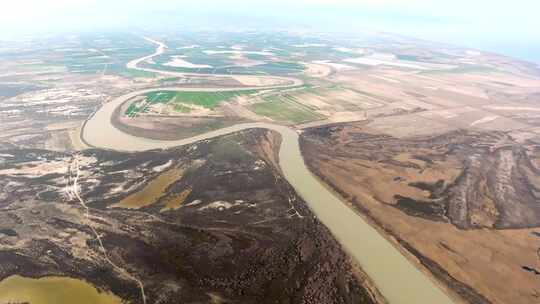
[1,0,539,62]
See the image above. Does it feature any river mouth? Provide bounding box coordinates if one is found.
[0,275,122,304]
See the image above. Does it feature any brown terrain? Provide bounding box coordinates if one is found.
[4,30,540,304]
[0,129,380,304]
[300,123,540,304]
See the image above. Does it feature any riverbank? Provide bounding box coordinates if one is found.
[79,37,455,304]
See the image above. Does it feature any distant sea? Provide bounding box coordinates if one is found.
[481,43,540,65]
[502,48,539,65]
[431,35,540,66]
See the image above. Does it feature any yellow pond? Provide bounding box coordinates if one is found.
[0,275,122,304]
[111,167,184,209]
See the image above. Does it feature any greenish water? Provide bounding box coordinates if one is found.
[0,275,122,304]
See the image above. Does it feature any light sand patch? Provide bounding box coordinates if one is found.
[178,45,199,49]
[163,56,212,69]
[470,116,499,127]
[463,73,540,88]
[331,71,412,104]
[184,199,203,207]
[231,75,286,86]
[146,101,214,117]
[415,108,526,131]
[231,45,244,50]
[344,53,455,70]
[484,106,540,111]
[221,100,264,121]
[46,121,81,131]
[289,87,386,114]
[466,50,482,56]
[227,53,264,67]
[368,114,455,138]
[419,107,477,120]
[67,231,93,260]
[303,62,332,78]
[333,47,366,54]
[327,111,368,123]
[44,130,73,151]
[153,160,173,172]
[0,159,69,177]
[203,50,274,56]
[198,200,243,211]
[292,93,330,109]
[292,43,326,48]
[441,86,489,99]
[333,47,353,52]
[370,75,401,84]
[312,60,355,71]
[345,57,428,70]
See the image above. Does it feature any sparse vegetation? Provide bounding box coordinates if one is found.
[251,94,324,123]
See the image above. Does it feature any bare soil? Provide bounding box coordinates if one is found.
[300,123,540,304]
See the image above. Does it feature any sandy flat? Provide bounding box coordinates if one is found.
[231,45,244,50]
[178,45,199,49]
[470,116,499,126]
[227,53,264,67]
[163,56,212,69]
[203,50,274,56]
[484,106,540,111]
[332,47,366,54]
[370,75,401,84]
[312,60,355,71]
[345,57,428,70]
[292,43,326,48]
[303,62,332,78]
[344,53,456,70]
[46,121,82,131]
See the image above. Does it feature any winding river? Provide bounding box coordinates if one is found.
[79,38,456,304]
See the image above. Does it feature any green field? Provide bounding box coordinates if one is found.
[126,90,258,117]
[251,95,324,124]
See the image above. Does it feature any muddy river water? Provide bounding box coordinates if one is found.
[2,38,454,303]
[78,85,455,304]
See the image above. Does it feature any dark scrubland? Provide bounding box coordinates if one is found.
[0,129,379,304]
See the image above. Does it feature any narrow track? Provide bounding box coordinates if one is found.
[70,155,147,304]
